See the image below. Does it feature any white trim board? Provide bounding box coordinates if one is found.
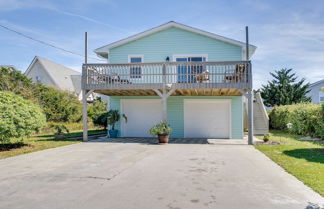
[95,21,257,59]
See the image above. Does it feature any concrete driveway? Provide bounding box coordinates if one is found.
[0,138,323,209]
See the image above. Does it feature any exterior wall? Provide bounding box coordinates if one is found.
[307,81,324,104]
[108,27,242,63]
[109,96,243,139]
[26,61,56,87]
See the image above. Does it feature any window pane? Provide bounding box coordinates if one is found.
[176,58,187,62]
[320,97,324,102]
[130,57,142,63]
[189,57,203,62]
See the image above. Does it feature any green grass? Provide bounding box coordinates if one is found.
[255,130,324,196]
[0,129,106,160]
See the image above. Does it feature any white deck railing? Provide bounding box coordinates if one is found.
[82,61,251,90]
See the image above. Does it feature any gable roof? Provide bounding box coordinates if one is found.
[25,56,81,94]
[310,78,324,87]
[94,21,257,59]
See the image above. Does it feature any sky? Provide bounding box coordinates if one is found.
[0,0,323,89]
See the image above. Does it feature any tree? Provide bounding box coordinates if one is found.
[260,68,311,107]
[0,91,46,143]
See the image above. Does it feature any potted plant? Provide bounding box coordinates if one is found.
[107,110,120,138]
[149,121,172,143]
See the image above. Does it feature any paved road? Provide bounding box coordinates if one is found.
[0,138,323,209]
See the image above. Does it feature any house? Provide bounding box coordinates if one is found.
[82,21,268,142]
[307,79,324,104]
[25,56,84,100]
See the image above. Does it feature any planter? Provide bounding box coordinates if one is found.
[109,130,118,138]
[158,134,169,143]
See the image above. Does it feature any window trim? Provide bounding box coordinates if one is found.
[128,55,144,79]
[172,54,208,62]
[128,55,144,63]
[319,88,324,103]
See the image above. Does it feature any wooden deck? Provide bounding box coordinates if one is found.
[82,61,251,96]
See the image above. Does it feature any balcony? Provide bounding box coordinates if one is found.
[82,60,252,96]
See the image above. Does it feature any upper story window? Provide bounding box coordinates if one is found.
[129,55,143,78]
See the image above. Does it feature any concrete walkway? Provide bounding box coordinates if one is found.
[0,139,323,209]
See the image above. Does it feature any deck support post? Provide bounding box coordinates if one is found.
[153,87,176,122]
[82,90,88,142]
[82,90,94,142]
[247,89,254,145]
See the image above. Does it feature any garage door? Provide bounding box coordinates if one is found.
[184,99,231,138]
[121,99,162,137]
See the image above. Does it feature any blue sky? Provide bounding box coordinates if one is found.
[0,0,323,89]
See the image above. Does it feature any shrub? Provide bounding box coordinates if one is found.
[263,133,270,142]
[93,112,109,129]
[0,67,35,100]
[33,84,82,122]
[0,67,83,123]
[88,97,107,121]
[269,103,324,139]
[0,91,46,143]
[149,121,172,136]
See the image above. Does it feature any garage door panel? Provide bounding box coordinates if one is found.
[121,100,162,137]
[184,100,231,138]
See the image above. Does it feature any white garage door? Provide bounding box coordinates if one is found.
[184,99,231,138]
[121,99,162,137]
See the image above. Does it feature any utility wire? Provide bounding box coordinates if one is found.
[0,24,104,61]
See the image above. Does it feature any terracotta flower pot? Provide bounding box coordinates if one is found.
[158,134,169,143]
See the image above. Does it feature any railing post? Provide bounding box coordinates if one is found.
[162,63,166,86]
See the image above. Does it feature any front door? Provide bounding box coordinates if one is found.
[176,56,206,83]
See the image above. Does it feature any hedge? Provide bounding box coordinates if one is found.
[0,91,46,143]
[269,103,324,139]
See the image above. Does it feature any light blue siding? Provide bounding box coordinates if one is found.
[109,97,121,137]
[109,27,242,63]
[109,96,243,139]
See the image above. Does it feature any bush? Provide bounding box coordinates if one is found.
[263,133,270,142]
[0,91,46,143]
[0,67,83,123]
[33,84,82,122]
[269,103,324,139]
[88,97,107,121]
[149,121,172,136]
[93,112,109,129]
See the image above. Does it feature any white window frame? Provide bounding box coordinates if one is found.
[128,55,144,79]
[172,54,208,61]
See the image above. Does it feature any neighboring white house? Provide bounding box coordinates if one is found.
[25,56,84,100]
[307,79,324,104]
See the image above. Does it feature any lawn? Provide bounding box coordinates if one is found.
[255,130,324,196]
[0,129,106,160]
